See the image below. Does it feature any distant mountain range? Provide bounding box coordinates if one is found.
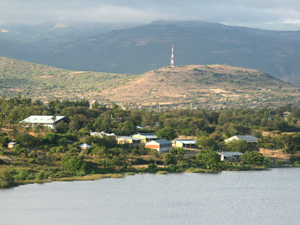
[1,21,300,85]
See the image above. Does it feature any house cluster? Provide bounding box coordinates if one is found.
[19,115,258,158]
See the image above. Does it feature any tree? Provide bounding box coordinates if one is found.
[61,156,86,172]
[226,140,249,153]
[0,170,15,187]
[169,147,186,164]
[156,127,177,140]
[196,136,218,150]
[196,150,221,170]
[117,121,136,136]
[241,151,264,165]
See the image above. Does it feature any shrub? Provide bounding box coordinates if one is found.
[14,170,29,180]
[35,172,45,181]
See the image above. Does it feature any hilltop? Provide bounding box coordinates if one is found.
[98,64,300,109]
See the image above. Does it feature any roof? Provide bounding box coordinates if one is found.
[218,152,243,157]
[225,135,258,143]
[133,133,157,139]
[117,136,142,141]
[20,115,65,124]
[90,132,116,136]
[80,143,91,148]
[8,142,17,145]
[175,139,196,144]
[146,139,172,145]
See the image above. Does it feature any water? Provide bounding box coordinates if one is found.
[1,168,299,225]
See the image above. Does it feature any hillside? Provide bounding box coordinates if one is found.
[98,64,300,109]
[0,57,134,102]
[1,21,300,85]
[1,57,300,109]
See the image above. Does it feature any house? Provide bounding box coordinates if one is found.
[132,133,158,143]
[283,111,291,119]
[145,139,172,152]
[90,131,116,137]
[19,115,66,129]
[80,143,91,150]
[116,136,142,146]
[173,139,197,148]
[224,135,258,143]
[218,152,243,162]
[7,142,17,149]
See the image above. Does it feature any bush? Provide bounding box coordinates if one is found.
[35,172,45,181]
[14,170,29,180]
[61,156,86,172]
[0,170,15,187]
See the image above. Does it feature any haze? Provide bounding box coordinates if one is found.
[1,0,300,25]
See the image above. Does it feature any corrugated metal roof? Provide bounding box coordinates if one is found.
[218,152,243,157]
[80,143,91,148]
[175,139,196,144]
[117,136,142,141]
[225,135,258,142]
[146,139,172,145]
[20,115,65,124]
[133,133,157,139]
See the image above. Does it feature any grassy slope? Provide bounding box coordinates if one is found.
[0,57,135,102]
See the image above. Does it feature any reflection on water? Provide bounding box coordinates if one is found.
[1,168,300,225]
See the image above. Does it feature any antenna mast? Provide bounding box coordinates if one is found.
[170,45,174,68]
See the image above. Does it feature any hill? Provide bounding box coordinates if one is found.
[0,57,134,102]
[1,57,299,109]
[97,64,300,109]
[2,21,299,85]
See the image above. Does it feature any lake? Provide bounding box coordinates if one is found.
[1,168,299,225]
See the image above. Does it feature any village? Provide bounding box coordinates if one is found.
[0,97,299,188]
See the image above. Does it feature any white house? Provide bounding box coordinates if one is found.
[224,135,258,143]
[19,115,66,129]
[218,152,243,161]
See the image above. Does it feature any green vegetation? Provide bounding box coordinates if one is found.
[0,97,299,188]
[0,57,135,102]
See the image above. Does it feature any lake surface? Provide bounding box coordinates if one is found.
[1,168,299,225]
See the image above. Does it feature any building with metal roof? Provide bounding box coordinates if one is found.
[145,139,172,152]
[116,136,142,146]
[173,139,197,148]
[218,151,244,161]
[19,115,66,129]
[132,133,158,143]
[224,135,258,143]
[80,143,92,149]
[90,131,116,137]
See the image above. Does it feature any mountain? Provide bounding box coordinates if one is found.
[0,22,140,49]
[2,21,300,85]
[0,57,299,109]
[4,20,297,86]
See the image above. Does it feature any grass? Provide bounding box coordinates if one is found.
[124,172,136,176]
[156,171,168,174]
[185,168,218,173]
[52,173,123,182]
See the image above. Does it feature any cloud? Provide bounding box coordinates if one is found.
[1,0,300,24]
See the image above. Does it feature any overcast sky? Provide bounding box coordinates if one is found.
[1,0,300,25]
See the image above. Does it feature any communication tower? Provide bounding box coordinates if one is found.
[170,45,174,67]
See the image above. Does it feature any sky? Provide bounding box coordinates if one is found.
[1,0,300,25]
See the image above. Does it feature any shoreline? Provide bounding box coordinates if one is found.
[4,165,298,189]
